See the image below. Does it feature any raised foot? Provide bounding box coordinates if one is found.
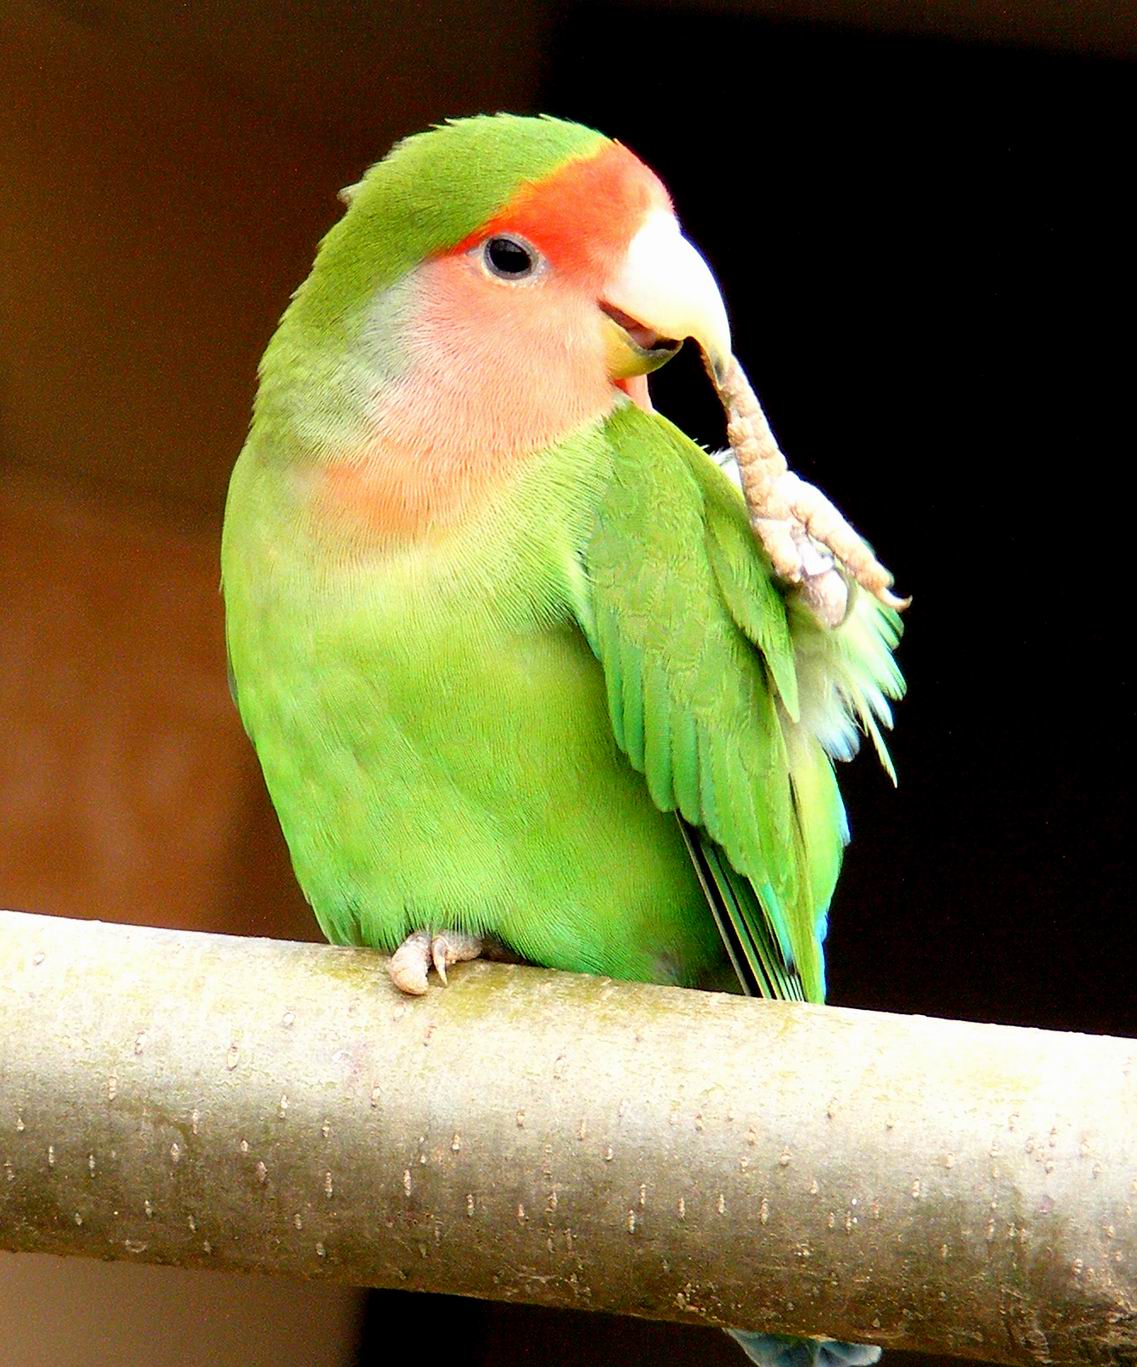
[388,928,485,996]
[710,353,909,628]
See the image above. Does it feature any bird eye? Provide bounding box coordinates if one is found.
[482,235,538,280]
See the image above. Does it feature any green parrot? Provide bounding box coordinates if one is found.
[222,114,902,1367]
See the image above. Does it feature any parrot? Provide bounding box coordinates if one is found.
[221,113,903,1367]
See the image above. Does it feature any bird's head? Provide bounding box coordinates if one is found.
[256,114,730,531]
[408,115,732,400]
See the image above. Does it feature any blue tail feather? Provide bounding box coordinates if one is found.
[728,1331,882,1367]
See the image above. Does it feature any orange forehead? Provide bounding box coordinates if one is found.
[453,140,672,284]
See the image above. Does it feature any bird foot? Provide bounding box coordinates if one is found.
[709,353,909,627]
[388,928,485,996]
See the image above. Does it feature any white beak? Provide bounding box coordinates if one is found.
[603,210,732,376]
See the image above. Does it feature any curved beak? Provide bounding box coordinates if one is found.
[601,211,731,381]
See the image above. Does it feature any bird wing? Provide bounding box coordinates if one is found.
[573,401,902,1004]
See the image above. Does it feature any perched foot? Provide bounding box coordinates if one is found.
[388,928,485,996]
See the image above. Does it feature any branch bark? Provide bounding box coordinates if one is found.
[1,909,1134,1364]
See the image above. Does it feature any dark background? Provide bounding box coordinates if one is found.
[2,2,1133,1365]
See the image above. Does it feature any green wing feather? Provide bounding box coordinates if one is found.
[580,402,903,1005]
[677,818,804,1000]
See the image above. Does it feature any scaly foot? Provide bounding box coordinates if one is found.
[388,928,485,995]
[709,353,908,627]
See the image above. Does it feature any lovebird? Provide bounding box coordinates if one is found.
[222,113,902,1367]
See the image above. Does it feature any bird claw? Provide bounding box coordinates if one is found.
[388,928,484,996]
[431,929,484,985]
[752,514,851,628]
[708,354,908,626]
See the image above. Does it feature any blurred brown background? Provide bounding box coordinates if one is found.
[2,1,1133,1364]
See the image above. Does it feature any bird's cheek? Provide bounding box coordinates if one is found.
[511,289,606,377]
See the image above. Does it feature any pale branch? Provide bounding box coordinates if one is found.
[0,909,1133,1364]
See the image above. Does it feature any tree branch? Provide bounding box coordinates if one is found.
[1,909,1134,1363]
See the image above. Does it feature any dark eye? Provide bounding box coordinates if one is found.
[483,235,537,279]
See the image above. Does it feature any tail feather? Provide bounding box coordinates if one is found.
[729,1332,882,1367]
[678,817,804,1001]
[790,586,905,785]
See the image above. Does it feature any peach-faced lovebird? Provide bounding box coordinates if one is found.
[222,114,902,1367]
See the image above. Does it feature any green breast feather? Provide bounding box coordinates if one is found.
[223,397,902,1005]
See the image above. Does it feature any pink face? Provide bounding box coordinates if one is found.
[317,143,673,543]
[401,140,674,413]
